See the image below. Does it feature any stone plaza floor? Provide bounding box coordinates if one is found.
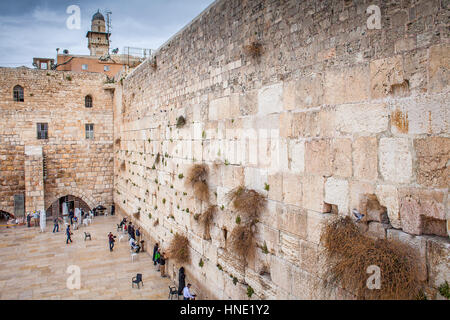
[0,215,171,299]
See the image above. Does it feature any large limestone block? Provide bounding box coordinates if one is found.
[428,44,450,93]
[390,94,448,135]
[270,255,293,293]
[288,139,305,174]
[414,137,450,188]
[258,83,283,116]
[306,210,332,245]
[370,55,405,99]
[386,229,428,282]
[353,137,378,180]
[324,177,349,215]
[324,65,370,105]
[399,188,446,236]
[279,231,301,265]
[282,174,302,206]
[379,138,413,184]
[267,173,283,202]
[276,205,307,239]
[335,103,388,135]
[426,237,450,288]
[376,184,401,229]
[283,74,324,110]
[302,175,326,213]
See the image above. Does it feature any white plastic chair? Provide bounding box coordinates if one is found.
[118,234,124,242]
[131,252,138,262]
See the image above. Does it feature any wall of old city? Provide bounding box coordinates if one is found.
[0,67,114,215]
[114,0,449,299]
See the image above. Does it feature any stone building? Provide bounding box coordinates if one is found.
[0,0,448,300]
[0,67,114,219]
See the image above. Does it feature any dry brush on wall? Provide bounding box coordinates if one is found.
[321,216,422,300]
[186,163,209,202]
[168,233,190,264]
[226,186,267,260]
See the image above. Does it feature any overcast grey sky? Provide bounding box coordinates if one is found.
[0,0,215,68]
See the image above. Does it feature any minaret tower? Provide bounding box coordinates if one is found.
[86,10,110,56]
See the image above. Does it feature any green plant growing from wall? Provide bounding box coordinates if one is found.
[235,215,241,224]
[246,286,254,298]
[233,277,238,285]
[178,173,184,179]
[199,259,204,268]
[216,264,223,271]
[264,183,270,191]
[438,281,450,299]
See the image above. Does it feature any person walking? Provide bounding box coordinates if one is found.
[53,216,60,233]
[66,225,73,244]
[152,243,159,265]
[108,232,116,252]
[160,252,167,277]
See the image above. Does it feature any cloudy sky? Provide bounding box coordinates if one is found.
[0,0,215,68]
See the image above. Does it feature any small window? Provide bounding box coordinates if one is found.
[37,123,48,140]
[104,65,110,72]
[85,95,93,108]
[85,124,94,140]
[82,64,88,70]
[13,85,24,102]
[40,62,48,70]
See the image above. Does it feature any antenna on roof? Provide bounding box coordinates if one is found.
[105,10,112,54]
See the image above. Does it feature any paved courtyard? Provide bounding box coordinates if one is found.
[0,215,171,299]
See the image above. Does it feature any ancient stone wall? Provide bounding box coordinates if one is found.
[114,0,449,299]
[0,67,114,214]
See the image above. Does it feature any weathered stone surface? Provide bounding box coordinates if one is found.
[277,205,307,239]
[370,55,405,99]
[386,229,428,282]
[258,83,283,116]
[414,137,450,188]
[282,174,302,206]
[324,177,349,215]
[379,138,413,184]
[302,176,326,213]
[428,44,450,93]
[399,188,446,236]
[426,237,450,288]
[353,137,378,180]
[335,103,389,135]
[376,185,401,229]
[324,65,370,105]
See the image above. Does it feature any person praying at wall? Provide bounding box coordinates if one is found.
[178,267,185,295]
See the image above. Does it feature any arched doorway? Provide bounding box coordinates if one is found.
[46,195,91,220]
[0,210,14,224]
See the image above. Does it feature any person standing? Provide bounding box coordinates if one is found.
[152,243,159,265]
[178,267,186,295]
[69,210,74,225]
[135,227,141,243]
[53,216,60,233]
[66,225,73,244]
[160,252,167,277]
[26,212,31,228]
[108,232,116,252]
[155,248,161,271]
